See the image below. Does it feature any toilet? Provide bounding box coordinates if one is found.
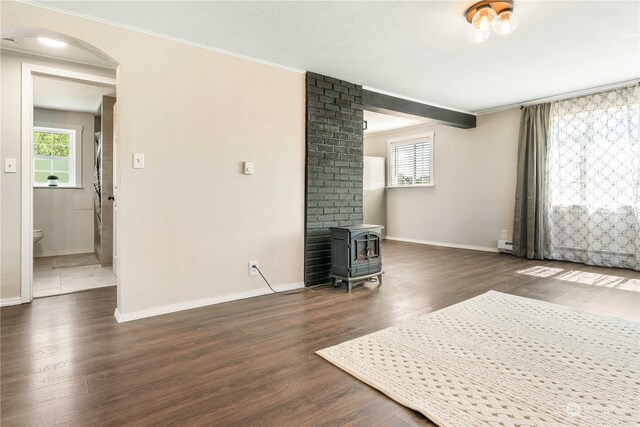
[33,229,44,243]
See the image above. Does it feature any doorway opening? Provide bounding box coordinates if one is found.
[31,75,117,298]
[11,31,120,305]
[362,110,431,239]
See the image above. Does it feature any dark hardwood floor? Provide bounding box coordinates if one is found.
[2,241,639,426]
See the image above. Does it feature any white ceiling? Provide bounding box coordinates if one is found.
[34,76,115,114]
[32,1,640,113]
[364,111,428,135]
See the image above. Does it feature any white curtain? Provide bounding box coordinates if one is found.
[545,85,640,271]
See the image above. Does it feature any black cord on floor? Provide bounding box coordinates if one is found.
[253,265,331,295]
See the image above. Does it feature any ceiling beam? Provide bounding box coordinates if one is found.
[362,90,476,129]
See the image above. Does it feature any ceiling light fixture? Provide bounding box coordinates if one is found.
[37,37,67,48]
[464,0,518,43]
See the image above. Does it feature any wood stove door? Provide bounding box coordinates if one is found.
[368,233,382,273]
[351,232,381,276]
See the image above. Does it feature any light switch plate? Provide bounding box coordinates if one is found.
[133,153,144,169]
[243,161,254,175]
[4,158,17,173]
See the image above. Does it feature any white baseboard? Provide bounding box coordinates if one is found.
[386,236,499,253]
[34,248,94,258]
[0,297,22,307]
[114,281,305,323]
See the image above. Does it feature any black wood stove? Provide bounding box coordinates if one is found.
[329,224,384,292]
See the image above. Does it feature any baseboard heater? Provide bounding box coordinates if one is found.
[497,241,632,256]
[498,239,513,253]
[556,247,634,257]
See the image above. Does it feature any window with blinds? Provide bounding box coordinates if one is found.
[388,133,434,187]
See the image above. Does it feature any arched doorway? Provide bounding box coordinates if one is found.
[2,28,122,311]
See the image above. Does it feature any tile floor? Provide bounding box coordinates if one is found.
[33,253,116,298]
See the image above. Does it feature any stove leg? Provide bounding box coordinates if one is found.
[378,274,383,286]
[347,281,352,293]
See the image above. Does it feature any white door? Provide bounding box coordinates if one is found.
[112,102,119,277]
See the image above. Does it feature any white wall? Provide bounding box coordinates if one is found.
[363,156,386,238]
[364,108,521,251]
[1,2,305,318]
[33,107,95,257]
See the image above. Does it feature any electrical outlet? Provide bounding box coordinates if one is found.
[249,260,259,276]
[501,229,508,239]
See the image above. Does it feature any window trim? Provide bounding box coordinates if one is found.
[386,132,435,188]
[33,123,83,188]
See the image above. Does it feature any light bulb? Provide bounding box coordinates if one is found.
[471,6,497,32]
[493,10,518,35]
[468,25,490,44]
[38,37,67,48]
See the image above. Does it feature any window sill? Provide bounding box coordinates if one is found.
[386,184,434,189]
[34,186,84,189]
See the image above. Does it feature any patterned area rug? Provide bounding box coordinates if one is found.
[317,291,640,427]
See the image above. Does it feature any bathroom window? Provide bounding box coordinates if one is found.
[33,126,77,187]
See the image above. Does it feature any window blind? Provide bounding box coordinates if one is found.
[389,137,432,186]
